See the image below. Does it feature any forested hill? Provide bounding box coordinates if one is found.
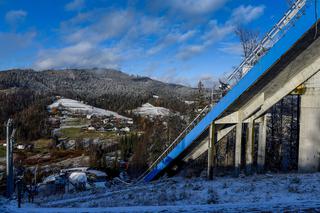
[0,68,204,141]
[0,68,197,100]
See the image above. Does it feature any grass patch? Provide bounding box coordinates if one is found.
[60,128,82,138]
[63,117,89,126]
[33,139,52,149]
[60,128,117,140]
[0,145,5,157]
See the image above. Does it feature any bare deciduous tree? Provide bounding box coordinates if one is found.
[233,26,260,82]
[235,26,260,60]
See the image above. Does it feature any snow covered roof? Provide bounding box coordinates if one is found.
[184,100,195,105]
[132,103,171,117]
[42,174,62,184]
[69,172,87,184]
[87,169,107,177]
[48,98,131,120]
[61,167,89,173]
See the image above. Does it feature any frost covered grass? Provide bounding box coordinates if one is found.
[34,172,320,209]
[2,172,320,212]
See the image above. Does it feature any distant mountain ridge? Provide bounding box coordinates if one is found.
[0,68,197,99]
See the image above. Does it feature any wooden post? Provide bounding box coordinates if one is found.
[257,115,267,173]
[207,123,216,180]
[246,118,254,175]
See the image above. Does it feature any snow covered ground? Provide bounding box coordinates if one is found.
[2,172,320,212]
[48,98,130,120]
[132,103,171,117]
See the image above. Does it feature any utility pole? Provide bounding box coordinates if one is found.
[6,119,15,198]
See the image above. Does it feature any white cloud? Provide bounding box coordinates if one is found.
[176,20,234,60]
[5,10,27,26]
[65,10,134,43]
[230,5,265,24]
[176,44,207,60]
[147,30,196,55]
[0,31,37,69]
[153,69,218,87]
[0,31,36,57]
[143,62,161,76]
[34,42,121,70]
[139,16,165,35]
[37,8,170,70]
[198,74,219,88]
[153,67,192,86]
[175,4,264,60]
[202,20,235,42]
[65,0,85,11]
[218,42,242,55]
[167,0,228,15]
[33,2,265,78]
[58,4,260,68]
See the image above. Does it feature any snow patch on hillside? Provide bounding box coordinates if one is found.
[2,173,320,212]
[48,98,130,120]
[132,103,171,117]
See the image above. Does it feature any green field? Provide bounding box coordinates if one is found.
[0,145,5,157]
[63,118,89,126]
[33,139,52,149]
[60,128,117,140]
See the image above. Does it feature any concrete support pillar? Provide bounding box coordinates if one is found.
[245,118,254,175]
[235,122,242,177]
[207,123,216,180]
[257,115,267,173]
[298,71,320,172]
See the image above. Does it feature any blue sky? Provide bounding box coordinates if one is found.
[0,0,290,86]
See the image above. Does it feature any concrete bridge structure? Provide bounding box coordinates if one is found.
[143,0,320,182]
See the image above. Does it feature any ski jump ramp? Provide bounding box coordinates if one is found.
[144,0,320,182]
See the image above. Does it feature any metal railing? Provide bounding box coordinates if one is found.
[138,105,211,180]
[226,0,307,86]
